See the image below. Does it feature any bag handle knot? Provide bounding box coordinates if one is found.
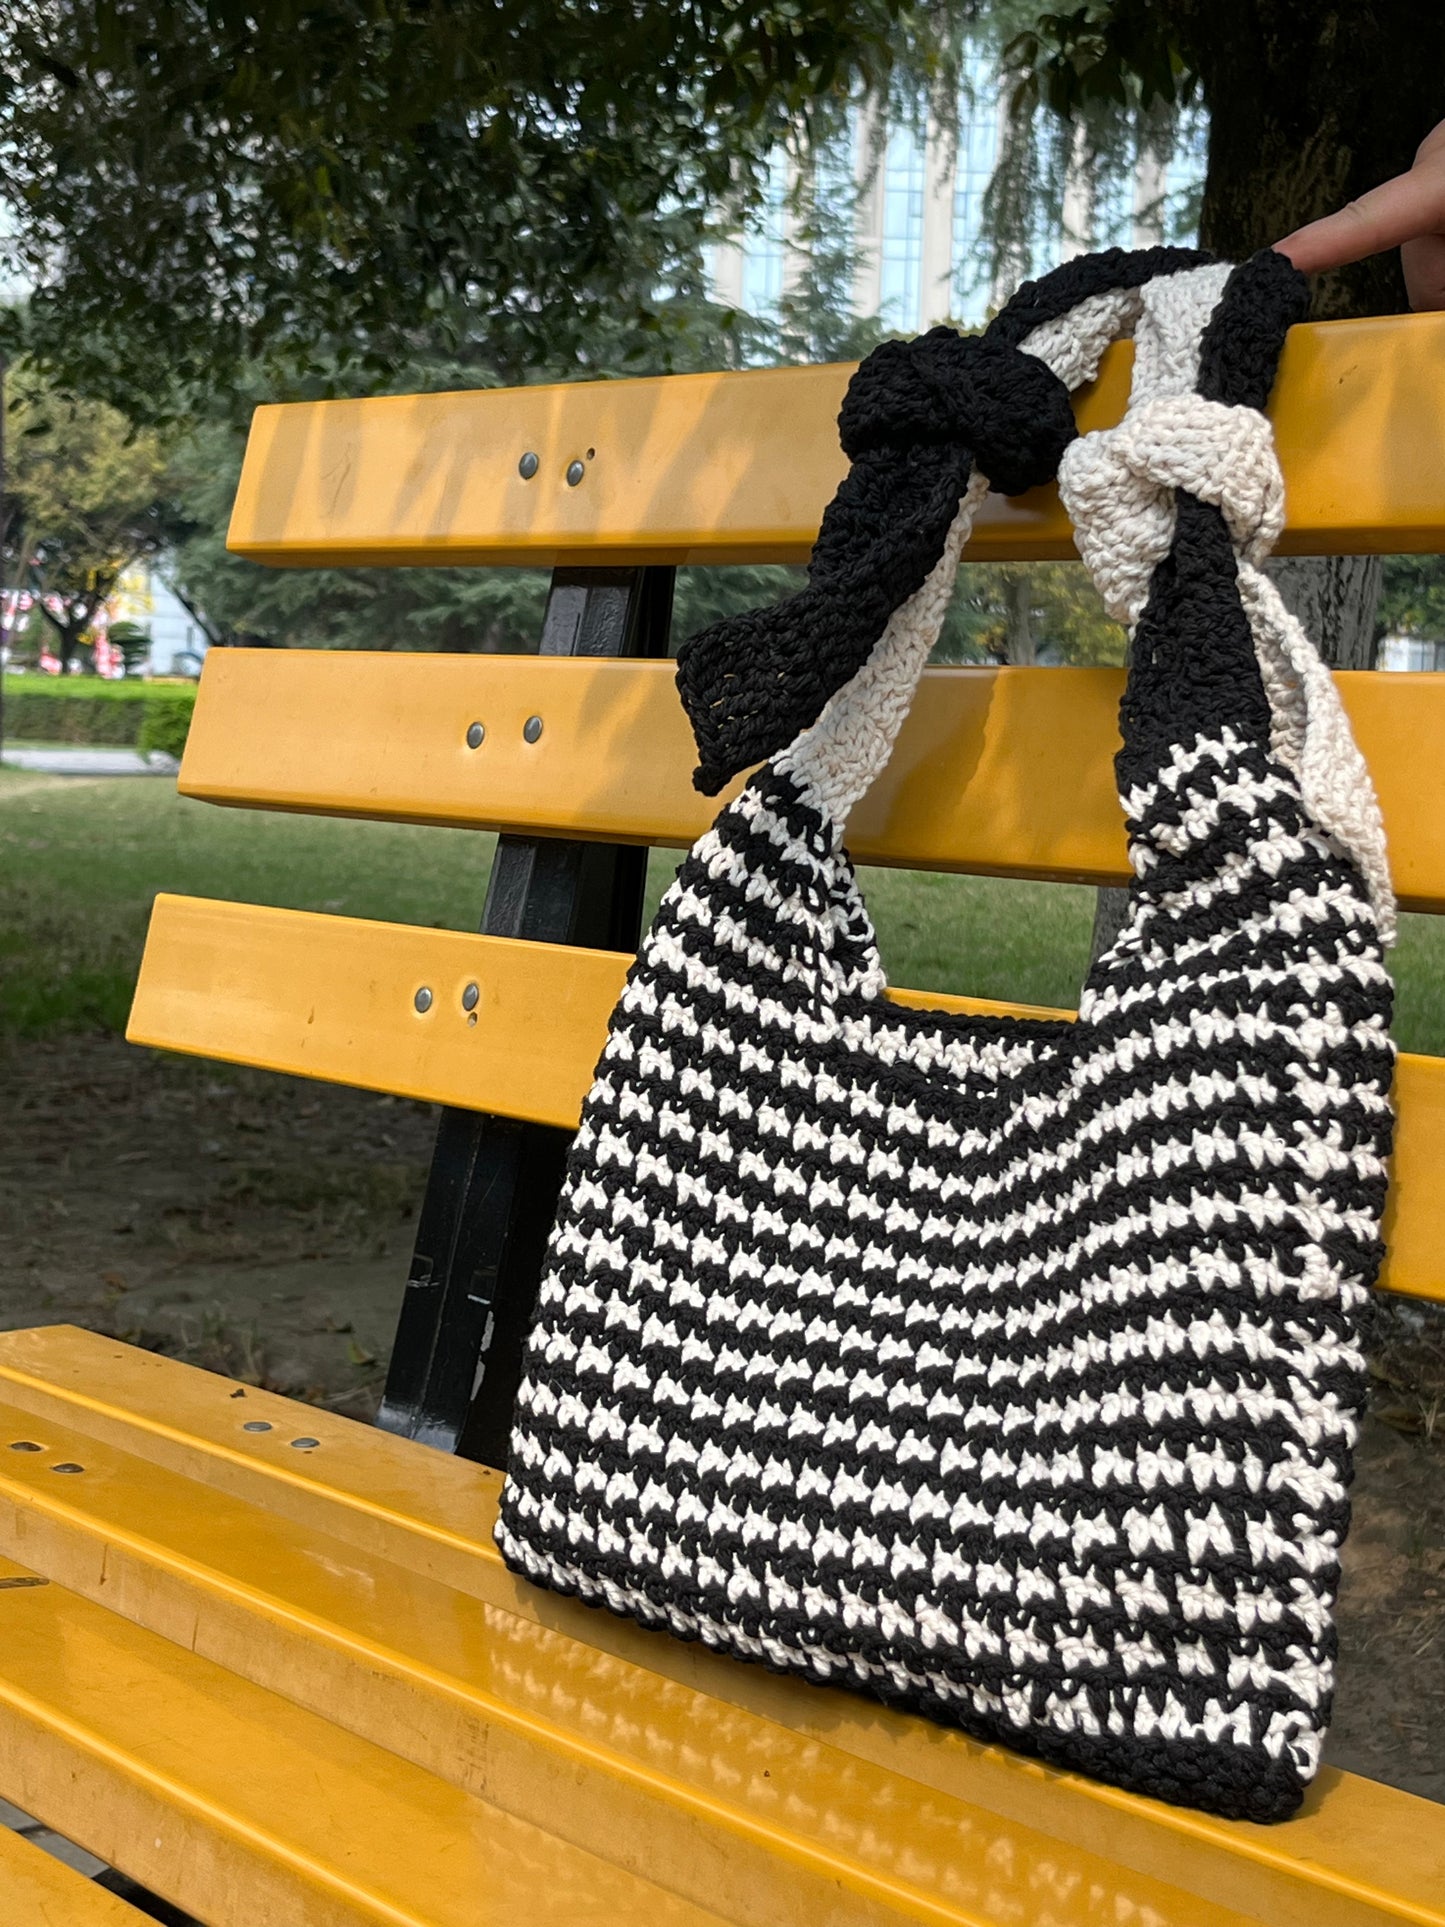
[676,245,1215,796]
[837,328,1078,499]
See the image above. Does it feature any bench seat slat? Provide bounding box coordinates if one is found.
[181,657,1445,912]
[227,314,1445,568]
[1,1327,1442,1927]
[0,1391,1260,1927]
[0,1813,149,1923]
[0,1549,732,1927]
[127,894,1443,1303]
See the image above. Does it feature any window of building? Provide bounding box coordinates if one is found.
[740,153,789,320]
[879,119,926,330]
[951,56,1002,325]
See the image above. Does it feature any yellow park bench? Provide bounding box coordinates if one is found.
[1,313,1444,1926]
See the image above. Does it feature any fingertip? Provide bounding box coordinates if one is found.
[1272,233,1314,272]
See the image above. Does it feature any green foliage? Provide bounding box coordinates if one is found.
[673,566,805,645]
[107,619,152,675]
[135,688,196,759]
[990,0,1437,320]
[2,359,175,665]
[979,0,1202,292]
[10,774,1445,1054]
[1,673,195,750]
[0,1,961,417]
[935,561,1125,664]
[1379,557,1445,643]
[1003,3,1194,118]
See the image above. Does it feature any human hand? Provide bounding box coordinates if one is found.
[1276,119,1445,310]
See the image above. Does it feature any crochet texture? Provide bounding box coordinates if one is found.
[496,248,1397,1823]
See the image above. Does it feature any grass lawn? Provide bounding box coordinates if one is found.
[4,771,1445,1053]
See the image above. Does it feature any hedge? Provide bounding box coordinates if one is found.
[1,676,196,757]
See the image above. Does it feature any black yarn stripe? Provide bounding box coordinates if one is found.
[585,1047,1392,1252]
[506,1478,1345,1713]
[612,948,1392,1149]
[522,1310,1362,1486]
[544,1230,1376,1402]
[541,1205,1377,1423]
[497,1549,1320,1827]
[1197,247,1313,412]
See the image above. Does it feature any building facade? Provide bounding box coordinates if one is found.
[710,85,1207,335]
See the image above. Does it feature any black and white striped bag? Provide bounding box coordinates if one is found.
[496,247,1396,1822]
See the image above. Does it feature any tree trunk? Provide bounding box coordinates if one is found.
[1176,0,1432,664]
[1264,554,1383,670]
[1176,0,1445,323]
[39,602,94,672]
[1004,572,1035,664]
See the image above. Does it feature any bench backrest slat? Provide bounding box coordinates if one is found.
[227,315,1445,569]
[181,654,1445,911]
[127,892,1444,1306]
[126,314,1445,1352]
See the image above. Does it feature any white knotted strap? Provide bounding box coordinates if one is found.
[780,261,1394,946]
[1058,266,1395,942]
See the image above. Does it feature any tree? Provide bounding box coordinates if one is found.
[0,1,962,419]
[936,561,1126,664]
[1378,557,1445,647]
[991,2,1444,952]
[999,2,1445,669]
[1004,1,1445,322]
[107,619,153,675]
[3,362,172,669]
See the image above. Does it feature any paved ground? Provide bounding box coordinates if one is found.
[1,745,178,776]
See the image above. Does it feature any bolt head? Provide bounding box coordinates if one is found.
[518,451,539,480]
[52,1462,85,1474]
[9,1441,42,1452]
[414,986,434,1013]
[565,459,585,487]
[290,1437,320,1451]
[242,1420,273,1433]
[462,982,480,1012]
[465,721,485,749]
[523,715,543,744]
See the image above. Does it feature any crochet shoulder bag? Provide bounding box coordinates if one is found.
[495,246,1397,1824]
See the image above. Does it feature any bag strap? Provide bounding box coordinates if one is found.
[766,246,1393,942]
[676,245,1216,797]
[1058,254,1393,942]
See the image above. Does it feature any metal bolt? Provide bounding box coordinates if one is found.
[461,982,480,1012]
[465,721,485,749]
[242,1420,273,1434]
[518,451,539,480]
[291,1437,320,1451]
[565,459,585,487]
[523,715,543,744]
[52,1462,85,1475]
[9,1441,42,1453]
[414,986,434,1013]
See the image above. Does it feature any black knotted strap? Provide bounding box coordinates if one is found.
[675,243,1212,796]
